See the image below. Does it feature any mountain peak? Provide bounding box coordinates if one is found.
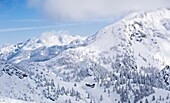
[39,31,85,47]
[124,8,170,20]
[21,31,86,51]
[85,8,170,69]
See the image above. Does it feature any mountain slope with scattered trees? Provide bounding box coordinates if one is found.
[1,9,170,103]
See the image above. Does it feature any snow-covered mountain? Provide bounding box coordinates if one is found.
[1,9,170,103]
[0,31,86,63]
[87,8,170,69]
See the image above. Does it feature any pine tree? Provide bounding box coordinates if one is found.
[166,93,170,100]
[90,99,93,103]
[87,93,90,99]
[145,98,149,103]
[108,90,110,97]
[152,95,155,101]
[100,95,103,101]
[159,95,162,101]
[104,87,106,92]
[68,99,71,103]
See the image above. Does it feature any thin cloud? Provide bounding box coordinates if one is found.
[12,19,46,22]
[0,24,78,33]
[28,0,170,21]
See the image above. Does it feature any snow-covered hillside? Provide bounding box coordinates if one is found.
[86,8,170,69]
[1,9,170,103]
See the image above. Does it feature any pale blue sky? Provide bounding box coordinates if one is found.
[0,0,118,45]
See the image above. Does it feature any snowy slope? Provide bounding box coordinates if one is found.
[0,9,170,103]
[137,88,170,103]
[86,8,170,70]
[0,97,35,103]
